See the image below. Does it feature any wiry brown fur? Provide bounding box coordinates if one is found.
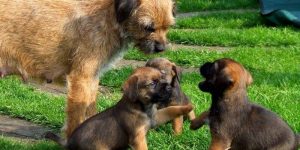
[45,67,193,150]
[0,0,175,137]
[191,58,300,150]
[145,58,195,135]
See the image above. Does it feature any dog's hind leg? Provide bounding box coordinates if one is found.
[172,116,183,135]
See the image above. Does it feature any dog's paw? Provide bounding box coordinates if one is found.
[190,119,205,130]
[181,104,193,114]
[189,111,209,130]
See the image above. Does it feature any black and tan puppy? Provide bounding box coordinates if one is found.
[146,58,195,135]
[46,67,193,150]
[190,58,300,150]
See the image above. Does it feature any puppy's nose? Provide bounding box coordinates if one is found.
[154,41,165,52]
[163,83,172,92]
[166,84,172,92]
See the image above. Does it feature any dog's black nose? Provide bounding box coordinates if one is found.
[165,84,172,92]
[154,41,165,52]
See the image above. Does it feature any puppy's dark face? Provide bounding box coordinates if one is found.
[199,58,253,94]
[115,0,175,54]
[122,67,172,105]
[145,58,181,86]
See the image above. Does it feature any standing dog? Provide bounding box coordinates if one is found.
[146,58,195,135]
[190,58,300,150]
[0,0,175,137]
[46,67,193,150]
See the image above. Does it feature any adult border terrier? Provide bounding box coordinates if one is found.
[190,58,300,150]
[146,58,195,135]
[46,67,193,150]
[0,0,175,137]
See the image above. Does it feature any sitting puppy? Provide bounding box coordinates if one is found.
[146,58,195,135]
[190,58,300,150]
[46,67,193,150]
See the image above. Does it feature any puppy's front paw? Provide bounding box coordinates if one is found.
[181,104,193,114]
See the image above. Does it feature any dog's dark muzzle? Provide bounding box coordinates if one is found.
[199,81,213,92]
[151,82,172,103]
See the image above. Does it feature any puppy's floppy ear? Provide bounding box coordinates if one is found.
[172,1,177,17]
[245,70,253,87]
[122,75,139,101]
[115,0,139,23]
[171,64,182,87]
[200,62,214,77]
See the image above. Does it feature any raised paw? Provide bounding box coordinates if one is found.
[181,104,193,114]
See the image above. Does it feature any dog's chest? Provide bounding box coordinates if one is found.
[98,44,129,77]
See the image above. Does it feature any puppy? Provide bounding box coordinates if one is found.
[46,67,193,150]
[0,0,175,137]
[146,58,195,135]
[191,58,300,150]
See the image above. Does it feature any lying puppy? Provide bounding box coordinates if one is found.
[46,67,193,150]
[146,58,195,135]
[191,58,300,150]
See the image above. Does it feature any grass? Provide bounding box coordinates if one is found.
[0,45,300,149]
[0,137,62,150]
[175,12,264,29]
[0,76,122,129]
[177,0,258,13]
[125,46,300,67]
[168,28,300,47]
[1,1,300,149]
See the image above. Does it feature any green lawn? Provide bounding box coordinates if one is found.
[175,12,263,29]
[0,137,61,150]
[177,0,258,12]
[1,1,300,150]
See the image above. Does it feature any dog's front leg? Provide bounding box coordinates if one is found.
[155,104,193,126]
[65,59,100,138]
[209,134,231,150]
[85,78,99,119]
[131,127,148,150]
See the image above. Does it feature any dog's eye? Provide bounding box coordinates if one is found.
[147,80,158,88]
[144,25,155,33]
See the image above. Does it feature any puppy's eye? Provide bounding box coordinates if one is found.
[147,80,158,88]
[144,25,155,33]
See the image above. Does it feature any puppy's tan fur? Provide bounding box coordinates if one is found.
[146,58,195,135]
[46,67,193,150]
[0,0,175,137]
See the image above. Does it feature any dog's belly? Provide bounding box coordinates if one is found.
[0,0,78,82]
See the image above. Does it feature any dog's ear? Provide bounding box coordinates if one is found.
[171,64,182,87]
[122,75,139,101]
[200,62,214,77]
[245,70,253,87]
[172,1,177,17]
[115,0,139,23]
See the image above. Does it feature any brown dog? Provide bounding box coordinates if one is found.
[191,58,300,150]
[145,58,195,135]
[0,0,175,137]
[46,67,193,150]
